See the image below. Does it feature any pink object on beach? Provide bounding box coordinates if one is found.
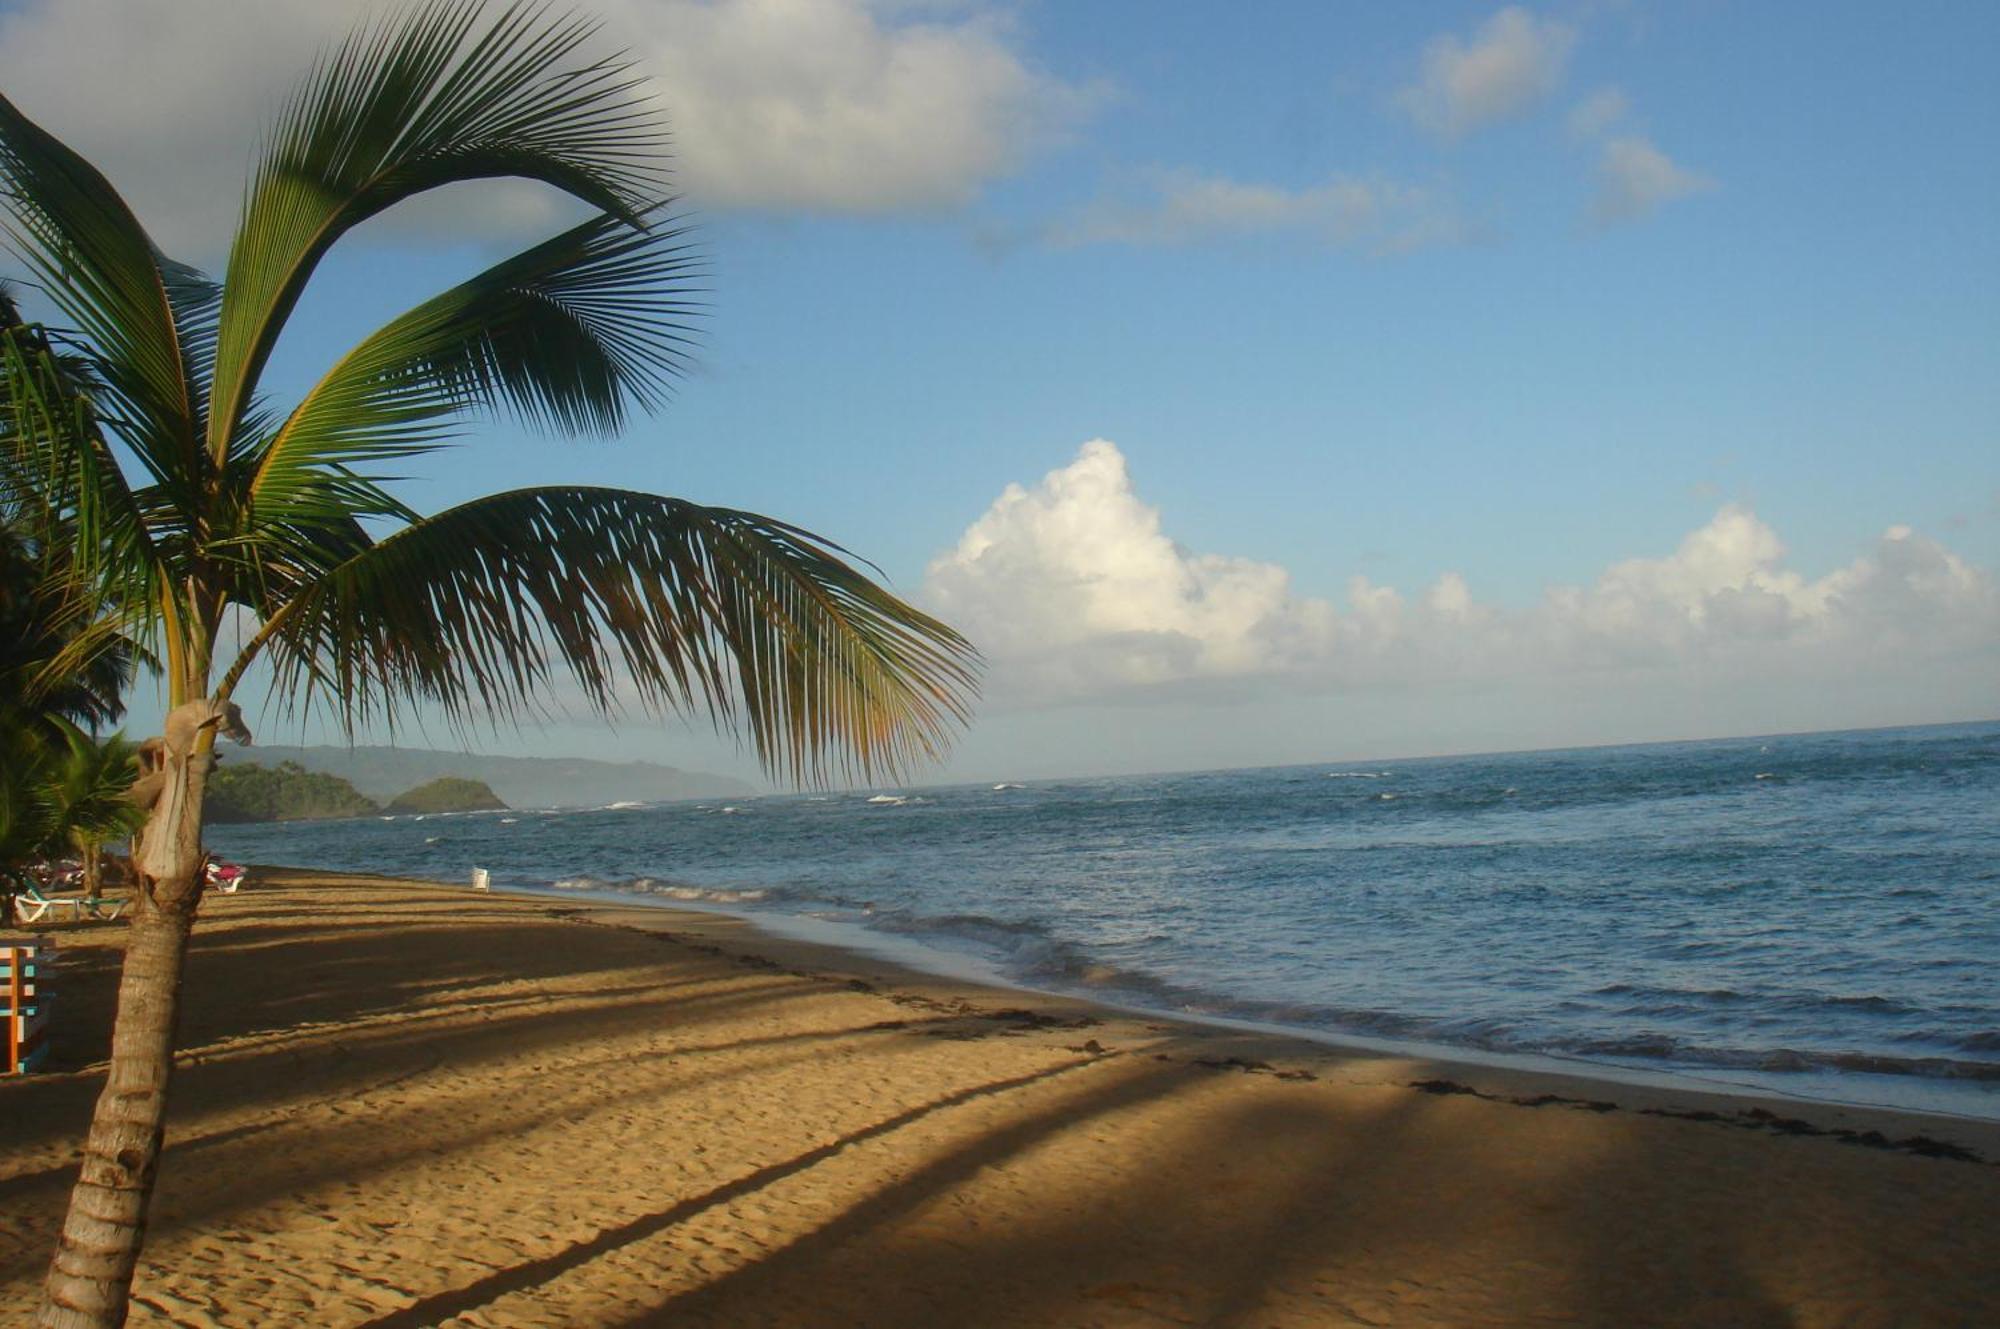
[204,862,248,894]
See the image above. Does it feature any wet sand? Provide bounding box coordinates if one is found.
[3,869,1996,1327]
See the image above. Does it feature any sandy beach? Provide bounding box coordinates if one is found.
[3,870,1996,1328]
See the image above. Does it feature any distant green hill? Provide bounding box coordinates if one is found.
[245,745,755,808]
[207,761,378,823]
[385,777,507,815]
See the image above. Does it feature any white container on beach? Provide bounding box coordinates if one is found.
[471,868,491,892]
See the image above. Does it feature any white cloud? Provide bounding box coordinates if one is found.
[1398,7,1577,137]
[923,440,2000,705]
[0,0,1085,256]
[0,0,341,258]
[1040,169,1468,253]
[1592,134,1714,224]
[924,441,1337,696]
[625,0,1088,214]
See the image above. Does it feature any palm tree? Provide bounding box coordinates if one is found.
[0,719,146,897]
[3,290,141,911]
[41,722,147,894]
[0,5,978,1324]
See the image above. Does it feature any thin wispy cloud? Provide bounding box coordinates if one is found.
[1398,7,1578,137]
[1039,169,1471,254]
[1592,134,1716,224]
[925,441,1998,704]
[1567,85,1630,139]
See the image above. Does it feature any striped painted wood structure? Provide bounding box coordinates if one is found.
[3,941,56,1074]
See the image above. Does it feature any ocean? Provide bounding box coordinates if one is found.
[207,720,2000,1119]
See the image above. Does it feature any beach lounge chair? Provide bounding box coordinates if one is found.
[12,884,126,924]
[204,861,248,894]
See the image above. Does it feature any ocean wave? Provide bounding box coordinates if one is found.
[839,908,2000,1087]
[642,882,768,904]
[545,874,773,906]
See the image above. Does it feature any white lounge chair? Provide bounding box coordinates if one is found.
[13,884,125,924]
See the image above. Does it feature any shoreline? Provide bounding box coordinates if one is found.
[5,867,1997,1325]
[527,882,2000,1141]
[512,876,2000,1125]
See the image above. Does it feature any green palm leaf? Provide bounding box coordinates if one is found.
[240,488,979,783]
[208,0,666,457]
[244,206,701,523]
[0,292,172,665]
[0,93,209,495]
[39,717,146,851]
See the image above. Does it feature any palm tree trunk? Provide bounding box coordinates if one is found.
[37,723,213,1329]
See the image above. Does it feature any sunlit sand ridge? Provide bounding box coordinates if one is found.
[3,871,1995,1326]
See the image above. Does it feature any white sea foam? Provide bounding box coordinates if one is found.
[649,884,768,904]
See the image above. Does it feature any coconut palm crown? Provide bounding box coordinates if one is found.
[1,5,976,1324]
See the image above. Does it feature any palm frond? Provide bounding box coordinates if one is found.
[242,488,980,784]
[208,0,667,458]
[40,717,146,848]
[0,304,167,656]
[0,93,209,492]
[244,206,700,522]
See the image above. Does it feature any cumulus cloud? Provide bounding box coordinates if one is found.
[1591,134,1715,224]
[1398,7,1577,137]
[0,0,1085,255]
[923,440,2000,704]
[1041,169,1469,253]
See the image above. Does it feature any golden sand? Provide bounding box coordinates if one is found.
[3,870,1996,1327]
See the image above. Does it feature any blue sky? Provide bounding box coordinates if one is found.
[4,1,1996,783]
